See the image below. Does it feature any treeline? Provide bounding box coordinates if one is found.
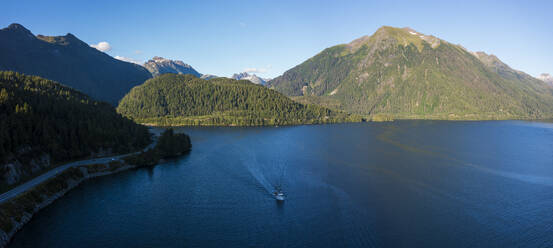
[116,74,362,126]
[0,71,151,185]
[124,129,191,167]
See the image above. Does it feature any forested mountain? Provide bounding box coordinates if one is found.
[0,23,151,105]
[143,57,202,77]
[0,71,151,188]
[117,74,360,126]
[268,26,553,120]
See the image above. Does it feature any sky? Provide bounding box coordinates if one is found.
[2,0,552,78]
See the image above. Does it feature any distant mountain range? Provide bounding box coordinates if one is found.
[200,74,218,80]
[268,26,553,120]
[232,72,269,85]
[538,73,553,86]
[0,23,152,105]
[143,56,201,78]
[2,23,551,121]
[142,56,225,81]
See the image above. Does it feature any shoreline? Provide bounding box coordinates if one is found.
[140,119,363,127]
[0,161,144,248]
[140,117,553,127]
[0,128,192,248]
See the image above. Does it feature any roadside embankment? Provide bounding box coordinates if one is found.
[0,162,132,247]
[0,129,191,248]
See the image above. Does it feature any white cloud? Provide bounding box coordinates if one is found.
[90,41,112,52]
[115,56,142,65]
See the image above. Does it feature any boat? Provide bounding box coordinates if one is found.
[273,188,285,201]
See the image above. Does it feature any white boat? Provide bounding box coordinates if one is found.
[273,190,285,201]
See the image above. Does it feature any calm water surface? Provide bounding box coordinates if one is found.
[8,121,553,247]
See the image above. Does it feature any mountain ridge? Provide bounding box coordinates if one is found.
[0,23,152,105]
[538,73,553,86]
[231,72,268,85]
[143,56,202,78]
[268,26,553,120]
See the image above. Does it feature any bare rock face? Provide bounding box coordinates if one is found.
[200,74,218,80]
[538,73,553,86]
[143,57,201,78]
[1,152,51,186]
[231,72,269,85]
[3,163,22,185]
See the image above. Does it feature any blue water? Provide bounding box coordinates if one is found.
[8,121,553,247]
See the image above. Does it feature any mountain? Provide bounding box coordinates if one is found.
[0,23,152,105]
[232,72,269,85]
[538,73,553,86]
[116,74,360,126]
[143,56,201,78]
[0,71,151,188]
[200,74,218,80]
[268,26,553,120]
[471,51,542,84]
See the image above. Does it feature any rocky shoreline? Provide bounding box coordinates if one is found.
[0,162,136,248]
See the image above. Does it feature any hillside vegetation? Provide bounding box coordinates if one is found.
[117,74,361,126]
[268,26,553,120]
[0,71,151,188]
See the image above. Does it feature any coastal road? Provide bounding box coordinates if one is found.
[0,132,159,204]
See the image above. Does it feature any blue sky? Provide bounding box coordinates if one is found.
[2,0,552,78]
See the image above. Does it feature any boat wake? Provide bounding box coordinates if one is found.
[238,146,288,199]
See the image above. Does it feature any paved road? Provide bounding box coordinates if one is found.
[0,132,158,204]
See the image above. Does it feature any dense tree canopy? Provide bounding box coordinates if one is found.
[0,71,151,182]
[117,74,361,126]
[123,129,191,167]
[155,129,191,158]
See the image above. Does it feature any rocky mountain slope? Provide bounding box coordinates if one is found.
[538,73,553,86]
[268,26,553,120]
[200,74,218,80]
[143,56,201,77]
[231,72,268,85]
[0,23,152,105]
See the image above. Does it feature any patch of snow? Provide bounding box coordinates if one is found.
[330,88,339,96]
[409,31,417,35]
